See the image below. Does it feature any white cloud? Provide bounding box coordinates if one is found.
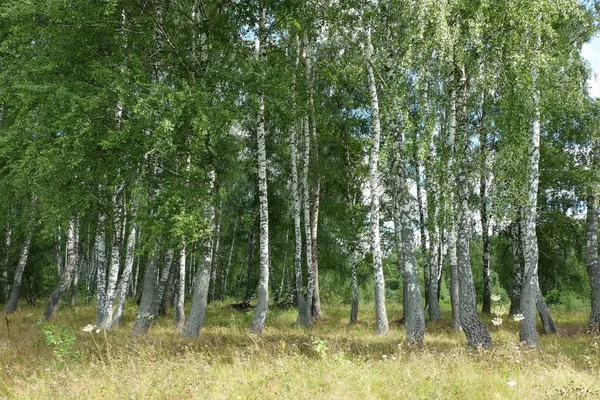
[581,35,600,98]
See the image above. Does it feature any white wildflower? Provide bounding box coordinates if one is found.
[513,314,525,322]
[492,305,508,317]
[82,324,96,333]
[492,317,503,326]
[491,294,501,302]
[381,354,388,359]
[506,381,517,387]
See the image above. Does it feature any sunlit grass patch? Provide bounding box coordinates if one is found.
[1,301,599,399]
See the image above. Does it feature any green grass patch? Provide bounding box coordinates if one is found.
[1,301,599,399]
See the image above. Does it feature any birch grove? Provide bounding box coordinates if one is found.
[0,0,597,350]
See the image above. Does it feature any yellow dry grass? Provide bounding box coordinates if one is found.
[1,301,599,399]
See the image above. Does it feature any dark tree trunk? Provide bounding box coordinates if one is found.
[244,226,256,305]
[509,220,524,316]
[536,287,557,334]
[5,230,33,314]
[349,249,359,323]
[159,255,177,316]
[480,129,491,314]
[586,137,600,333]
[455,65,491,349]
[132,243,160,335]
[44,219,78,321]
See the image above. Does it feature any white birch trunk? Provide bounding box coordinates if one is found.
[519,84,542,348]
[44,219,78,321]
[366,27,389,335]
[299,113,314,326]
[221,219,237,300]
[4,230,33,314]
[95,215,107,324]
[209,211,221,302]
[455,65,491,348]
[587,134,600,333]
[112,219,137,329]
[2,222,12,302]
[250,8,270,334]
[397,155,425,344]
[175,239,186,331]
[445,69,460,330]
[99,186,124,330]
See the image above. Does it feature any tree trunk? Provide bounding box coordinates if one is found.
[182,171,216,337]
[587,191,600,332]
[1,222,12,303]
[156,249,175,309]
[587,135,600,333]
[480,130,492,314]
[4,230,33,314]
[414,151,429,311]
[449,227,460,331]
[132,244,160,335]
[159,252,177,316]
[446,68,461,331]
[455,65,491,349]
[175,240,186,331]
[112,221,137,329]
[349,249,359,323]
[397,157,425,346]
[520,84,543,348]
[94,215,108,325]
[509,220,524,316]
[244,226,256,305]
[221,219,237,301]
[536,286,557,334]
[44,219,78,321]
[310,181,322,320]
[290,87,304,314]
[366,28,389,335]
[209,211,221,303]
[99,188,124,330]
[250,8,270,333]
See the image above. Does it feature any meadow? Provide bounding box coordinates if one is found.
[1,301,599,399]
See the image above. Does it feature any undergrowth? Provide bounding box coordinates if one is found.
[0,301,599,399]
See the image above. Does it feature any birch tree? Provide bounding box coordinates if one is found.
[250,6,270,334]
[366,26,389,335]
[44,219,78,321]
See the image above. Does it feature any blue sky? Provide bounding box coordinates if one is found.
[582,35,600,98]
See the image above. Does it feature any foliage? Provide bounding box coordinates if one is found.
[38,319,80,366]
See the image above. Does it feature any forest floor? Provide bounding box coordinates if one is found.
[0,301,599,399]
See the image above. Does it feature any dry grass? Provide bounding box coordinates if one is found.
[1,301,599,399]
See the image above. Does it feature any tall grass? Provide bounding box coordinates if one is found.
[1,301,599,399]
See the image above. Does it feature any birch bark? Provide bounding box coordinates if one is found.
[396,150,425,345]
[44,219,78,321]
[455,65,491,348]
[112,219,137,328]
[99,186,124,330]
[1,222,12,303]
[5,196,36,314]
[587,132,600,333]
[366,27,389,335]
[480,130,491,314]
[175,240,186,330]
[250,7,270,333]
[94,215,107,325]
[290,36,306,324]
[519,84,542,348]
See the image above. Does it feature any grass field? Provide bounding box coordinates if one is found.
[1,301,599,399]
